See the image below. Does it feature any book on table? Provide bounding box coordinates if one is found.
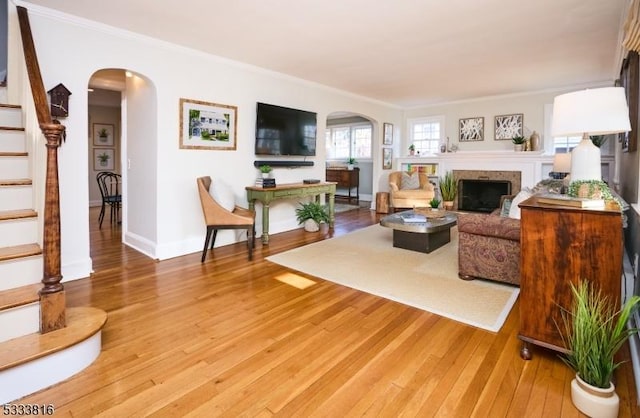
[400,213,427,223]
[536,194,605,209]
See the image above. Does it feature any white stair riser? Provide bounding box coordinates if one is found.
[0,302,39,343]
[0,131,26,153]
[0,218,38,246]
[0,107,21,128]
[0,156,29,178]
[0,186,32,210]
[0,256,42,291]
[0,88,7,106]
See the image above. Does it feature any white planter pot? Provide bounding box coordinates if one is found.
[571,375,619,418]
[261,173,270,179]
[347,164,354,171]
[303,219,320,232]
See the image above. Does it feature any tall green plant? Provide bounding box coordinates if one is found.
[559,280,640,388]
[439,171,457,201]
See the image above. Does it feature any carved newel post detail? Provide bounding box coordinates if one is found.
[39,122,66,333]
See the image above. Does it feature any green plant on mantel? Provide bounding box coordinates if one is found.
[511,136,526,145]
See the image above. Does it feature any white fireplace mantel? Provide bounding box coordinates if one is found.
[396,151,614,189]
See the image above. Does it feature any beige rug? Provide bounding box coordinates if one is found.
[267,225,519,332]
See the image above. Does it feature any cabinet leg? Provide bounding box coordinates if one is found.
[520,341,532,360]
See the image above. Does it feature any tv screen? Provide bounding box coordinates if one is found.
[255,102,317,156]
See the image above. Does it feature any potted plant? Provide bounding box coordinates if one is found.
[295,201,330,232]
[429,197,441,210]
[347,157,356,171]
[558,280,640,418]
[259,164,272,179]
[97,152,110,167]
[439,171,457,210]
[409,144,416,156]
[512,136,526,151]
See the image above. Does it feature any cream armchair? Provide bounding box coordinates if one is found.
[388,171,435,210]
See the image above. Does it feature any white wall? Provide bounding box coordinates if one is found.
[19,4,403,278]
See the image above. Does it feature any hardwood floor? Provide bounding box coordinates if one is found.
[19,206,639,417]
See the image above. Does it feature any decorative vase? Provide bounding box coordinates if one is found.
[529,131,540,151]
[514,144,524,152]
[303,219,320,232]
[571,375,619,418]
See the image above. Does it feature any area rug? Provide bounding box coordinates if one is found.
[334,203,361,213]
[266,225,519,332]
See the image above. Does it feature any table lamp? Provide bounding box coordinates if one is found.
[551,87,631,182]
[551,153,571,179]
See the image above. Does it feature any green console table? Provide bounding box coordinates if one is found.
[246,182,336,244]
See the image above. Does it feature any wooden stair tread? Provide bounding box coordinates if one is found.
[0,283,40,311]
[0,243,41,262]
[0,104,21,109]
[0,126,25,132]
[0,152,28,157]
[0,178,31,186]
[0,209,37,221]
[0,307,107,371]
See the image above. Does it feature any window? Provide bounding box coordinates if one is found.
[408,116,445,155]
[553,135,582,153]
[325,123,372,160]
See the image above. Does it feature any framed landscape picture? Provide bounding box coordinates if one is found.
[459,117,484,141]
[382,147,392,170]
[383,123,393,145]
[179,98,237,150]
[494,113,523,140]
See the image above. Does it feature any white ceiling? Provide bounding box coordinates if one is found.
[22,0,629,108]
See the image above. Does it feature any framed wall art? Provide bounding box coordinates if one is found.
[93,123,115,146]
[93,148,115,171]
[619,52,638,153]
[459,117,484,142]
[494,113,523,140]
[383,123,393,145]
[382,147,392,169]
[179,98,237,150]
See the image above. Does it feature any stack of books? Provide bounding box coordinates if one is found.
[536,194,605,209]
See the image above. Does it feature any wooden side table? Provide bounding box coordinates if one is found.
[376,192,389,214]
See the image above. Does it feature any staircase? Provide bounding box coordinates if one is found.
[0,93,106,403]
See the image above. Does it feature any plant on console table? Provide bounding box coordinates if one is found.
[439,171,457,210]
[295,201,330,232]
[259,164,272,179]
[558,280,640,418]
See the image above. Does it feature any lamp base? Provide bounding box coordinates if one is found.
[570,134,601,182]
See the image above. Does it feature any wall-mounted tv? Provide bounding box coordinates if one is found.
[255,102,317,156]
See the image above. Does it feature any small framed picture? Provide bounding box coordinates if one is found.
[93,148,115,171]
[495,113,524,140]
[383,123,393,145]
[382,147,392,170]
[93,123,115,146]
[459,117,484,142]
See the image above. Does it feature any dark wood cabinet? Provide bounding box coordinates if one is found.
[518,196,623,359]
[326,168,359,202]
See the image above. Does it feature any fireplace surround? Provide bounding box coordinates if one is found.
[453,170,521,211]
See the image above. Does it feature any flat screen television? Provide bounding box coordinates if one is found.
[255,102,317,156]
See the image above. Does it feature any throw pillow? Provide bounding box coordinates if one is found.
[508,188,533,220]
[401,172,420,190]
[500,198,512,217]
[209,180,236,212]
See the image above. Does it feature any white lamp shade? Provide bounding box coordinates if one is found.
[552,153,571,173]
[551,87,631,137]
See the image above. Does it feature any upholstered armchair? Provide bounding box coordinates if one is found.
[388,171,435,210]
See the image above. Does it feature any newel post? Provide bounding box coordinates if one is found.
[39,122,66,333]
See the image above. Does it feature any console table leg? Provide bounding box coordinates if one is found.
[328,193,335,228]
[261,203,270,244]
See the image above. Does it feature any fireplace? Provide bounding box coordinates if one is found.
[459,179,512,213]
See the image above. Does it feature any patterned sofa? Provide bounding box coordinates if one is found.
[457,209,521,286]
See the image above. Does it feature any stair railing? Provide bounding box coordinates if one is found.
[16,6,66,333]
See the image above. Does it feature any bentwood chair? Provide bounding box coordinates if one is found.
[196,176,255,262]
[96,172,122,228]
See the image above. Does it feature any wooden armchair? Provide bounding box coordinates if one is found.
[197,176,255,262]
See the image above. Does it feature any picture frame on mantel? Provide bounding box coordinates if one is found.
[383,123,393,145]
[179,98,237,150]
[459,117,484,142]
[494,113,523,140]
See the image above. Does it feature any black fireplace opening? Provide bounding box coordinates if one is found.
[459,179,511,213]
